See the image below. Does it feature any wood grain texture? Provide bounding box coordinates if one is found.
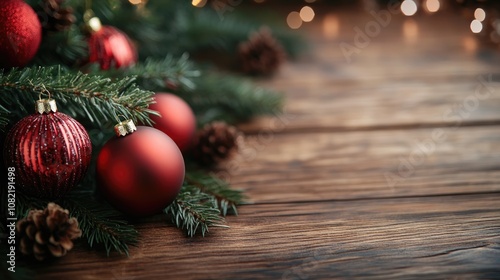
[227,126,500,203]
[34,8,500,280]
[37,194,500,279]
[239,12,500,133]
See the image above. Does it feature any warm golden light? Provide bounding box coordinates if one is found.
[474,8,486,22]
[463,36,477,53]
[322,14,339,39]
[287,11,302,29]
[401,0,417,16]
[470,19,483,33]
[192,0,207,8]
[300,6,315,23]
[129,0,142,4]
[425,0,440,13]
[403,19,419,44]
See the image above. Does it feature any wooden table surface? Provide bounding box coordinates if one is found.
[38,8,500,280]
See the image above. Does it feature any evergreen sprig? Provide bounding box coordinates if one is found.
[178,73,284,125]
[164,171,245,236]
[185,172,245,216]
[165,184,227,237]
[131,1,306,59]
[170,5,307,58]
[63,194,139,256]
[11,192,139,256]
[0,66,156,130]
[94,57,283,126]
[95,54,201,92]
[31,27,88,67]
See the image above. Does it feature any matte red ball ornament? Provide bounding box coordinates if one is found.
[96,120,185,216]
[0,0,42,68]
[3,99,92,199]
[149,93,196,152]
[87,17,137,70]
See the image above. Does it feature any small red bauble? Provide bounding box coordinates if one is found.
[96,121,185,216]
[0,0,42,68]
[149,93,196,152]
[88,24,137,70]
[3,99,92,199]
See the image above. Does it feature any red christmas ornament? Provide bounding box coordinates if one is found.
[3,99,92,199]
[96,120,185,216]
[0,0,42,68]
[149,93,196,152]
[87,17,137,70]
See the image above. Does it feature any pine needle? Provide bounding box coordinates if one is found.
[11,192,138,256]
[0,66,156,130]
[63,195,139,256]
[164,185,227,237]
[185,171,246,216]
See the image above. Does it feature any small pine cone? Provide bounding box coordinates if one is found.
[193,122,242,165]
[16,203,82,261]
[238,27,286,76]
[38,0,76,32]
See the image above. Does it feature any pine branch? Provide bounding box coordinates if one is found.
[172,7,307,58]
[178,72,284,125]
[0,66,157,130]
[63,194,139,256]
[185,172,245,216]
[140,1,306,58]
[31,27,88,67]
[11,191,138,256]
[164,185,227,237]
[94,54,201,92]
[95,56,282,126]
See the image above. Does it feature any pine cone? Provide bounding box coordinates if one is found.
[238,27,286,76]
[38,0,76,32]
[193,122,241,165]
[16,203,82,261]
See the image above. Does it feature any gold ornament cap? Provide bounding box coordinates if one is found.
[83,10,102,33]
[87,17,102,32]
[114,119,137,137]
[36,99,58,114]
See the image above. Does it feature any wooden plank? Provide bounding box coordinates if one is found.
[240,76,500,133]
[36,194,500,279]
[226,126,500,203]
[31,8,500,280]
[241,63,500,133]
[238,11,500,133]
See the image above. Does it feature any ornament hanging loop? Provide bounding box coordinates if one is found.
[37,83,52,100]
[83,0,102,33]
[35,84,57,114]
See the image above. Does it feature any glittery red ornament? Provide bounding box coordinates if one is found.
[96,121,185,217]
[87,20,137,70]
[3,99,92,199]
[149,93,196,153]
[0,0,42,68]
